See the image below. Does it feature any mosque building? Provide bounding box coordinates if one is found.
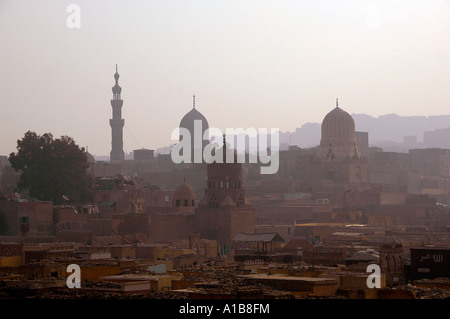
[195,138,256,247]
[315,99,369,184]
[100,66,369,247]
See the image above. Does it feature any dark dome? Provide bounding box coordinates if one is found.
[179,107,209,136]
[321,106,356,139]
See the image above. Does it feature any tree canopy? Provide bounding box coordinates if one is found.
[8,131,94,205]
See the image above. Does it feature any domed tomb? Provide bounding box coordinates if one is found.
[179,95,209,163]
[172,181,196,208]
[318,100,360,160]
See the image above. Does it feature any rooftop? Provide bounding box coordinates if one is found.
[233,233,285,243]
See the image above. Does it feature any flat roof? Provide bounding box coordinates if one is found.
[240,274,337,283]
[294,223,345,227]
[233,233,285,243]
[411,246,450,251]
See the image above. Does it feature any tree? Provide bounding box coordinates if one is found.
[8,131,94,205]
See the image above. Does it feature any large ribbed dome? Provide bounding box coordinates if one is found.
[321,106,355,139]
[318,104,360,160]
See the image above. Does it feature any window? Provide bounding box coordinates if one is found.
[184,200,188,206]
[19,216,28,224]
[237,194,244,207]
[176,199,180,207]
[192,200,195,206]
[164,195,169,202]
[153,196,158,204]
[210,194,218,209]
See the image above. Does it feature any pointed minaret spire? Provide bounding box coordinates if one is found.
[193,94,196,109]
[336,98,339,108]
[112,65,121,99]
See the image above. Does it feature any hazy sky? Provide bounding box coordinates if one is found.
[1,0,449,157]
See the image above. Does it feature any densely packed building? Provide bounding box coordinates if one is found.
[1,69,450,299]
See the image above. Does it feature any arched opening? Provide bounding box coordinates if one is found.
[210,194,218,209]
[385,256,390,272]
[392,255,396,273]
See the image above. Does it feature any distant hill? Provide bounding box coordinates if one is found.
[290,113,450,151]
[352,113,450,144]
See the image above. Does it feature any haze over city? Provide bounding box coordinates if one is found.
[1,0,449,157]
[3,0,450,307]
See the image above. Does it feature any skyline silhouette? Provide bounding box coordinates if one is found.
[1,1,449,156]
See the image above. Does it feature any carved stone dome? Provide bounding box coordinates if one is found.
[321,106,356,139]
[318,104,360,160]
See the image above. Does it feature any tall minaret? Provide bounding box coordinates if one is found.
[110,65,125,163]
